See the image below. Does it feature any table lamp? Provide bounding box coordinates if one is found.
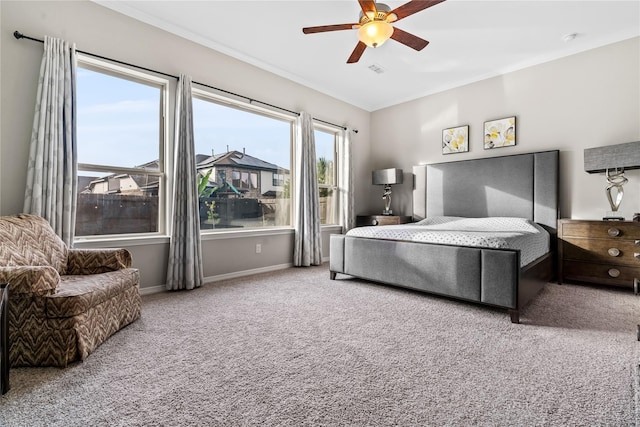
[584,141,640,220]
[372,168,403,215]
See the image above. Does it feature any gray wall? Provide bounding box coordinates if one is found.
[0,0,371,291]
[369,37,640,221]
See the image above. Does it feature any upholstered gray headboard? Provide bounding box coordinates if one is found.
[413,150,559,232]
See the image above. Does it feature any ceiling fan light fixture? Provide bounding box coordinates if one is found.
[357,20,394,48]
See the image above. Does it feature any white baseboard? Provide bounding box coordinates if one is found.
[203,263,293,284]
[139,285,167,295]
[139,263,294,295]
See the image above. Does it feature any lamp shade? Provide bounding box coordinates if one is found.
[372,168,403,185]
[584,141,640,173]
[357,20,394,48]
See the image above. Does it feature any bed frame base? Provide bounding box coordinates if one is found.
[329,236,554,324]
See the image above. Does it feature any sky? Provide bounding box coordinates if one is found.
[76,67,336,174]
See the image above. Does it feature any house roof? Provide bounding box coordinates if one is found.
[196,150,287,173]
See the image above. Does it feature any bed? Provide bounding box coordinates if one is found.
[329,150,559,323]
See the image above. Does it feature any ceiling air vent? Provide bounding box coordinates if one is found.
[368,64,385,74]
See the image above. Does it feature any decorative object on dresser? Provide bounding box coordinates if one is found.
[583,141,640,220]
[557,219,639,294]
[356,215,412,227]
[0,283,8,395]
[372,168,403,215]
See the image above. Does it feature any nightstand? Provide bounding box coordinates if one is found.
[356,215,412,227]
[557,219,640,294]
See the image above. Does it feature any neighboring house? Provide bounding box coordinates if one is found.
[195,150,289,200]
[80,160,160,196]
[79,152,288,199]
[77,150,291,231]
[194,150,291,227]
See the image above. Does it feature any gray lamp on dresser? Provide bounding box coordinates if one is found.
[372,168,403,215]
[584,141,640,220]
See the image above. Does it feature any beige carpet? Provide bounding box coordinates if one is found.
[1,264,638,426]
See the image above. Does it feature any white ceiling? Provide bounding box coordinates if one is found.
[96,0,640,112]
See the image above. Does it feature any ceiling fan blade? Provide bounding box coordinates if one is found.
[358,0,377,17]
[390,27,429,51]
[390,0,446,22]
[303,24,358,34]
[347,41,367,64]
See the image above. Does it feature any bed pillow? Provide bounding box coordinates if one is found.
[415,216,543,234]
[415,216,465,226]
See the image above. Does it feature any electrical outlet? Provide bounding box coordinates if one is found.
[255,243,261,254]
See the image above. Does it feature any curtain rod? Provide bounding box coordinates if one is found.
[14,31,356,133]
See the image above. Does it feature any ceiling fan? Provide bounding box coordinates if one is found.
[302,0,446,64]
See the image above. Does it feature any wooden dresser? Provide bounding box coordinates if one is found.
[356,215,412,227]
[557,219,640,294]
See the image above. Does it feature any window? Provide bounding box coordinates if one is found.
[192,90,293,230]
[272,172,285,187]
[231,171,241,188]
[315,127,338,225]
[231,171,258,190]
[75,56,167,237]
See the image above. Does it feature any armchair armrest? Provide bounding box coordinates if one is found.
[66,248,132,275]
[0,266,59,296]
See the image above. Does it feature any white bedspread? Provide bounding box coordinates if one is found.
[346,216,550,267]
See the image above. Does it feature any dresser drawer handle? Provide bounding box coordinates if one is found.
[608,248,621,257]
[608,268,621,278]
[608,228,620,237]
[371,219,378,226]
[635,240,640,246]
[635,253,640,260]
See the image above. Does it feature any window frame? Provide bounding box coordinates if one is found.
[191,87,297,232]
[75,54,169,241]
[313,123,340,226]
[272,172,285,187]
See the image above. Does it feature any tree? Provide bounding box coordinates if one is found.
[317,157,328,197]
[197,169,214,198]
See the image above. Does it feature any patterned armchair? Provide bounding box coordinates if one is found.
[0,214,141,367]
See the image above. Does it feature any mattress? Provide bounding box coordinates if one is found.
[346,216,550,267]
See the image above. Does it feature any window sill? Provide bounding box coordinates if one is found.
[73,234,170,248]
[73,224,341,247]
[201,227,294,241]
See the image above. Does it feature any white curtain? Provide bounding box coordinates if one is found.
[23,36,78,246]
[293,112,322,266]
[338,128,355,232]
[166,74,204,291]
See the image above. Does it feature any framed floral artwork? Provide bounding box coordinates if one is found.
[442,125,469,154]
[484,116,516,149]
